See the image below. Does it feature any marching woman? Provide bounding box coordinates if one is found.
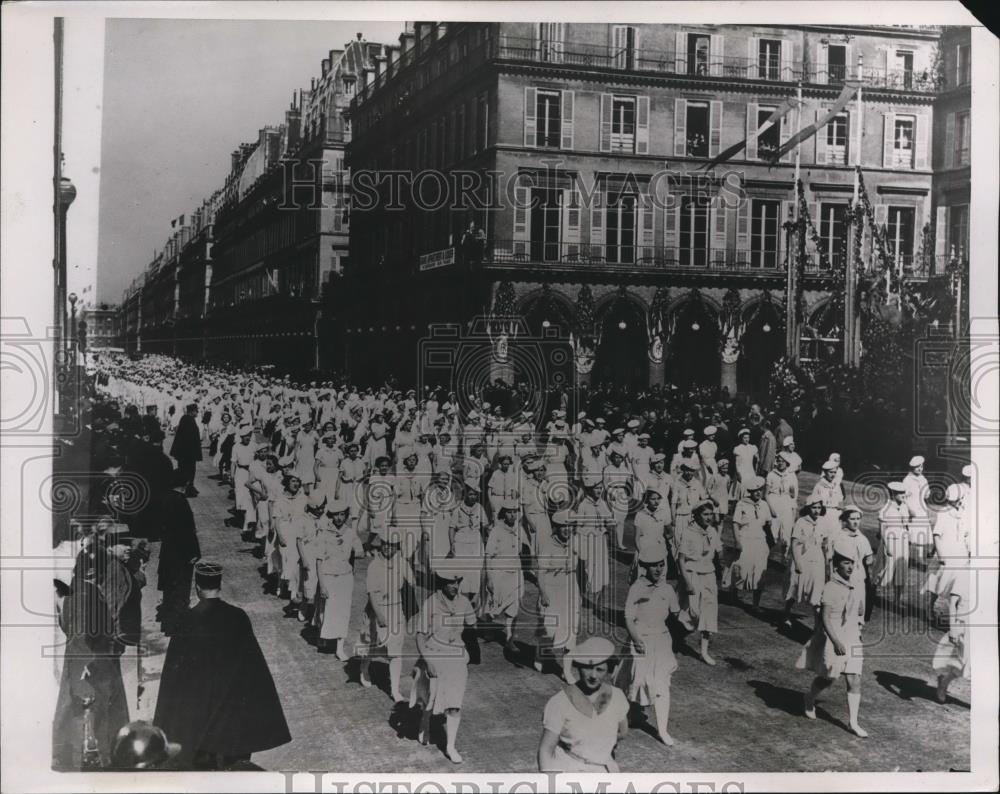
[732,428,759,496]
[359,533,415,703]
[447,478,488,615]
[729,476,775,611]
[482,506,524,650]
[809,460,845,571]
[874,482,911,607]
[783,496,828,629]
[534,510,581,684]
[766,452,799,557]
[932,550,971,704]
[293,418,319,495]
[336,441,368,540]
[305,495,364,660]
[573,476,615,606]
[676,500,723,666]
[625,549,681,745]
[411,571,478,764]
[928,484,971,611]
[797,538,869,738]
[271,473,309,613]
[538,637,629,773]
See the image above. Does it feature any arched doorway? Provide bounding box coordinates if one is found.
[520,291,575,393]
[738,299,785,399]
[593,297,649,389]
[665,298,721,388]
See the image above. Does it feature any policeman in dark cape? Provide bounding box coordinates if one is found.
[153,561,290,769]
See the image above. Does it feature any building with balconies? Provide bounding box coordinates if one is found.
[345,22,951,394]
[203,36,383,373]
[81,305,119,350]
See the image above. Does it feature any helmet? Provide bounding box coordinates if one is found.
[111,721,181,769]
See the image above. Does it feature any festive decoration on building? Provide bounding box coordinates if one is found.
[719,288,745,364]
[486,281,517,363]
[569,284,597,375]
[646,287,670,364]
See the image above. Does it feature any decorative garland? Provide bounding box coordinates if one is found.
[573,284,596,338]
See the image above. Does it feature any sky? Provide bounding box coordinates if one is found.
[94,18,404,303]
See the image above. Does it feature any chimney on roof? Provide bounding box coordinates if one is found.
[231,149,241,172]
[357,31,363,41]
[374,48,386,80]
[285,103,301,152]
[322,58,330,77]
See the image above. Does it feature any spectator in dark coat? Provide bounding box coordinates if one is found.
[169,404,202,497]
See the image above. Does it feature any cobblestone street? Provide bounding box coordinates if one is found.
[137,441,970,774]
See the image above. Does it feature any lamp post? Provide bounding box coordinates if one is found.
[68,292,78,355]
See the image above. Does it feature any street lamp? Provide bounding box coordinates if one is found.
[68,292,78,355]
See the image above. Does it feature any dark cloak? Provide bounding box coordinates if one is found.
[153,598,290,766]
[169,414,203,463]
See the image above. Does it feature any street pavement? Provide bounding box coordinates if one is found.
[137,443,970,773]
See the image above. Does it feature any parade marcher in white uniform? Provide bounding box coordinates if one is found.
[730,476,775,611]
[699,426,719,478]
[671,460,709,548]
[903,455,933,562]
[573,477,615,605]
[644,453,672,504]
[337,442,368,540]
[932,547,971,704]
[487,455,520,521]
[780,436,803,475]
[272,473,309,614]
[676,499,723,665]
[732,428,759,495]
[446,479,488,613]
[810,460,845,565]
[305,495,363,660]
[624,551,681,745]
[630,433,654,491]
[534,510,581,683]
[359,532,415,703]
[797,538,869,738]
[483,506,524,649]
[603,449,634,552]
[705,456,731,516]
[293,418,319,495]
[832,505,875,622]
[411,572,477,764]
[393,449,428,566]
[783,496,827,628]
[928,484,971,612]
[874,482,911,606]
[231,424,256,529]
[520,460,551,556]
[766,452,799,556]
[538,637,628,773]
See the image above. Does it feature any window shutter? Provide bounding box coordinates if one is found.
[780,113,793,163]
[934,206,948,257]
[553,23,565,63]
[914,113,928,170]
[590,186,605,251]
[844,44,854,80]
[781,39,794,81]
[613,25,627,68]
[882,112,895,168]
[710,34,724,76]
[815,108,828,164]
[636,95,650,154]
[561,90,575,150]
[747,37,758,79]
[779,199,794,263]
[736,197,750,263]
[709,100,723,157]
[746,102,759,161]
[815,43,828,84]
[513,182,530,255]
[943,112,955,169]
[524,87,537,148]
[563,186,581,256]
[851,103,862,166]
[641,195,655,259]
[664,201,679,262]
[675,31,687,73]
[674,98,687,157]
[600,93,613,153]
[711,204,728,264]
[914,201,924,260]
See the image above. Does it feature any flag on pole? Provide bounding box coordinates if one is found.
[768,81,861,165]
[699,97,801,171]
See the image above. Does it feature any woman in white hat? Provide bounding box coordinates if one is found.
[903,455,932,562]
[809,460,845,565]
[732,428,758,495]
[292,417,319,495]
[306,495,363,660]
[447,479,488,613]
[699,426,719,477]
[835,505,875,621]
[766,452,799,556]
[411,571,477,764]
[538,637,629,772]
[676,500,723,665]
[272,473,309,610]
[483,506,524,649]
[783,496,828,628]
[874,482,911,606]
[931,538,971,704]
[534,510,581,683]
[730,476,775,610]
[796,538,869,738]
[928,483,971,609]
[624,551,681,744]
